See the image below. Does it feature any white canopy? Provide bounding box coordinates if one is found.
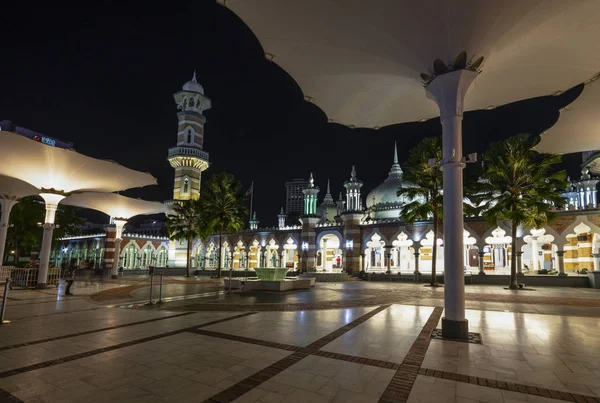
[223,0,600,128]
[0,175,39,200]
[0,131,157,193]
[62,192,168,220]
[536,77,600,155]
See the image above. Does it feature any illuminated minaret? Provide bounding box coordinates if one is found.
[168,71,211,201]
[344,166,363,212]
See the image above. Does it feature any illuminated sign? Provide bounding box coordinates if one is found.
[0,120,73,149]
[33,135,57,147]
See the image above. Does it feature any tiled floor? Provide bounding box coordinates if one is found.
[1,280,600,402]
[232,355,396,403]
[423,309,600,398]
[201,307,372,347]
[320,305,434,363]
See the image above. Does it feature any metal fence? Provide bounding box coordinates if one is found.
[9,268,60,289]
[0,266,14,283]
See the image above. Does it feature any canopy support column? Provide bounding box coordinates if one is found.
[0,199,18,266]
[426,69,477,340]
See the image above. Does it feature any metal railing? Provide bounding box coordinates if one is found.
[168,146,209,161]
[8,268,60,289]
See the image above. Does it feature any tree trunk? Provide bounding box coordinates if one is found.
[217,230,223,278]
[431,213,438,286]
[509,221,519,289]
[185,238,191,277]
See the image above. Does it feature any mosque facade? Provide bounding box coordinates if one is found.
[52,75,600,277]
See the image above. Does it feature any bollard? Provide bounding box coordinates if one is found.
[146,272,154,305]
[1,278,10,324]
[227,268,233,294]
[157,273,164,305]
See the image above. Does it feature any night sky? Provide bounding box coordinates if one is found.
[1,1,584,227]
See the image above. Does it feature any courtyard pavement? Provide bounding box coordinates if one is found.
[0,278,599,402]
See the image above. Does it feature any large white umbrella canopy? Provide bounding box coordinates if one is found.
[536,76,600,155]
[224,0,600,339]
[223,0,600,128]
[61,192,168,277]
[61,192,168,219]
[0,130,157,285]
[0,131,157,192]
[0,175,40,265]
[0,175,40,200]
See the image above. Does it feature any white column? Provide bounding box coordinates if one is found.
[531,237,539,271]
[0,199,18,266]
[322,239,328,271]
[594,252,600,272]
[593,190,597,208]
[426,69,477,339]
[111,219,127,278]
[36,193,66,288]
[556,250,566,276]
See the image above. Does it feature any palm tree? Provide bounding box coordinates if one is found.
[201,173,247,278]
[479,133,566,289]
[166,199,206,277]
[397,137,444,286]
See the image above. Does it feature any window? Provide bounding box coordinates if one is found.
[187,131,192,143]
[183,178,189,194]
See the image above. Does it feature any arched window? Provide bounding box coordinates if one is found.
[187,130,192,144]
[183,178,189,194]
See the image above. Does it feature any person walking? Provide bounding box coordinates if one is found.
[64,259,77,296]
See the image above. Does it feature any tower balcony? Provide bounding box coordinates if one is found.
[168,146,209,161]
[168,146,209,170]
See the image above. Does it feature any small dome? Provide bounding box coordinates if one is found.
[367,142,412,208]
[182,71,204,94]
[367,176,412,208]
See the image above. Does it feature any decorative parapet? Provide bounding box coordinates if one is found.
[123,233,170,241]
[58,233,106,241]
[316,222,343,228]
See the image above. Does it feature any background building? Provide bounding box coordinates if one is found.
[285,178,309,215]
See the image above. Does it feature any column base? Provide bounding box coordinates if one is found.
[558,273,568,277]
[35,283,47,289]
[477,271,486,275]
[111,275,118,279]
[517,272,525,276]
[441,318,469,340]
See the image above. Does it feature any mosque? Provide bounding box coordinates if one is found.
[53,74,600,278]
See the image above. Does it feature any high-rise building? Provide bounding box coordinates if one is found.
[168,71,211,201]
[285,178,309,215]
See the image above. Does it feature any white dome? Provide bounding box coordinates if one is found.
[182,71,204,94]
[367,176,411,208]
[366,143,413,208]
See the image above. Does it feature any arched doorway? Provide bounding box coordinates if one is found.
[364,233,385,272]
[282,237,298,270]
[264,239,279,268]
[484,227,512,274]
[121,243,140,270]
[156,246,168,267]
[233,240,246,269]
[419,230,443,274]
[248,240,261,269]
[318,233,342,272]
[391,232,413,273]
[523,228,555,273]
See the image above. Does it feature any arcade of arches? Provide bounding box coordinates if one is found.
[52,213,600,275]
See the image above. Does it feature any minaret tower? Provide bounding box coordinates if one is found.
[278,207,286,229]
[168,71,211,201]
[344,166,363,212]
